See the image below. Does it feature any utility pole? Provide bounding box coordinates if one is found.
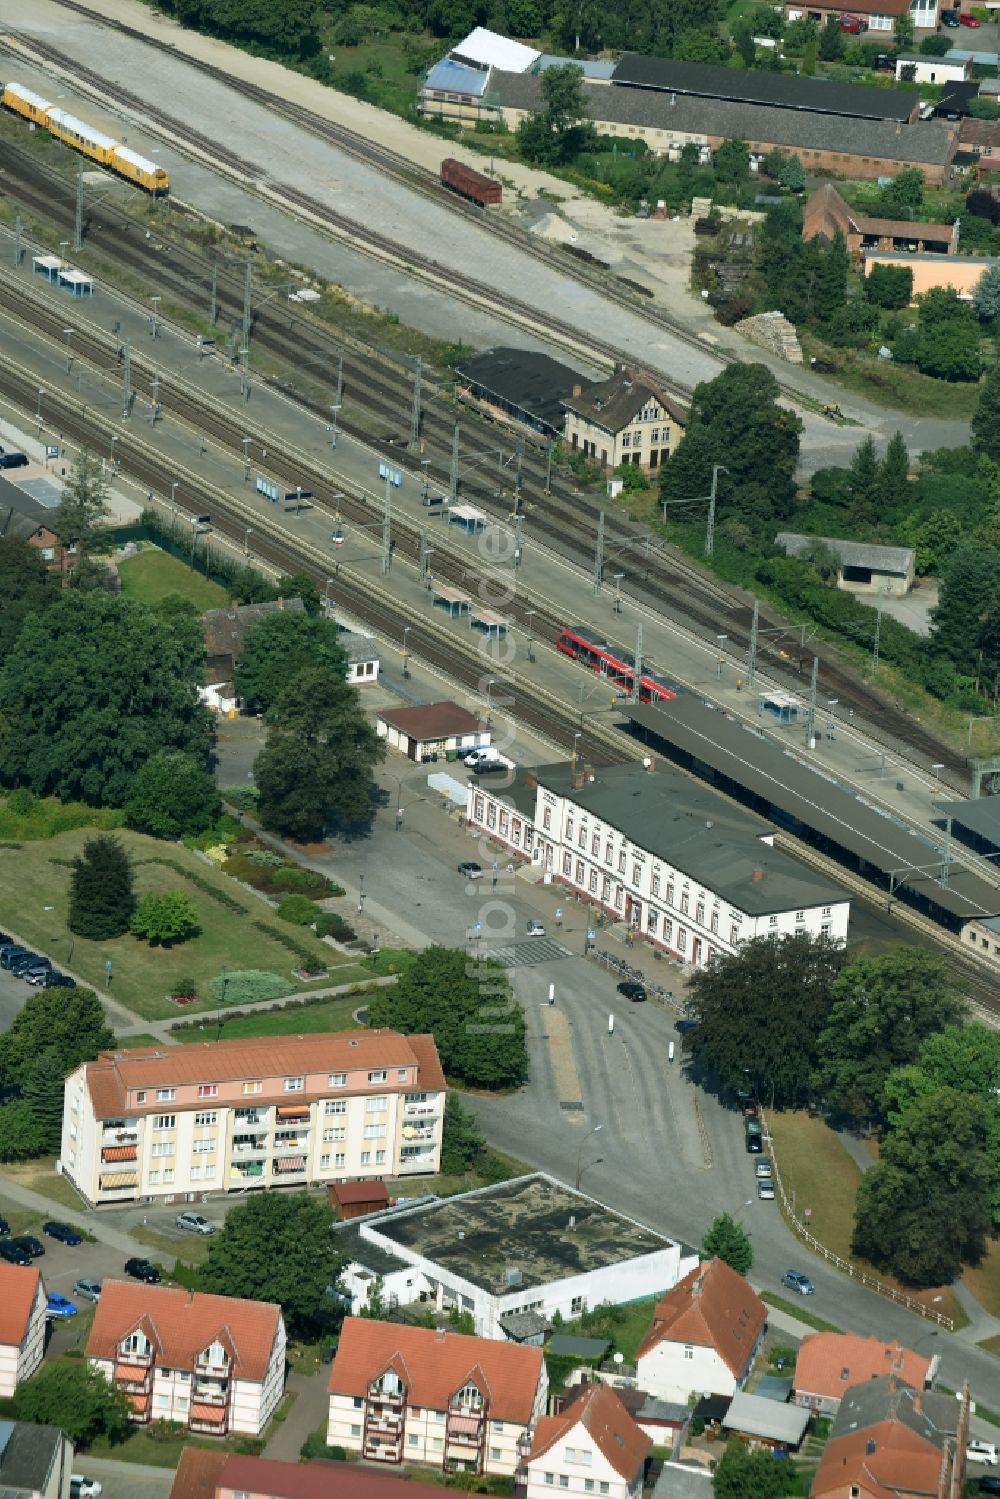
[209,264,219,326]
[513,513,524,570]
[592,510,605,594]
[239,255,252,401]
[704,463,726,558]
[381,473,392,576]
[449,424,460,504]
[149,377,160,426]
[745,598,759,690]
[14,216,22,268]
[545,439,553,495]
[515,436,524,494]
[121,341,132,419]
[632,623,643,703]
[74,161,84,252]
[409,356,422,453]
[804,654,818,749]
[872,607,882,677]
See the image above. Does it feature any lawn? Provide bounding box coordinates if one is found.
[769,1112,967,1328]
[172,993,362,1043]
[0,1159,91,1213]
[0,828,347,1020]
[131,1224,213,1265]
[117,546,229,611]
[963,1237,1000,1321]
[759,1292,842,1334]
[798,331,979,420]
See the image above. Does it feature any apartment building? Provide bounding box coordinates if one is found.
[468,762,849,969]
[0,1265,47,1396]
[87,1281,286,1437]
[60,1031,445,1206]
[328,1318,548,1474]
[523,1384,651,1499]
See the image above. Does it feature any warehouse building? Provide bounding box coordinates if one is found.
[454,348,587,438]
[776,533,916,596]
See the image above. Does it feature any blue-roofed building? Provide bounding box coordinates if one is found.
[419,57,496,121]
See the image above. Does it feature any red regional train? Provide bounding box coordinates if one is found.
[556,625,680,703]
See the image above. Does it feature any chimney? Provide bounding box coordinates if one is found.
[751,867,764,882]
[572,383,582,398]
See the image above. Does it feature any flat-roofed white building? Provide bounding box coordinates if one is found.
[60,1030,445,1206]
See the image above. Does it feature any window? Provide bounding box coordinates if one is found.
[360,1150,372,1165]
[563,852,572,876]
[326,1100,347,1115]
[335,1152,346,1167]
[680,892,689,915]
[695,903,704,925]
[366,1096,387,1112]
[566,817,574,839]
[376,1149,386,1164]
[364,1123,387,1139]
[351,1425,362,1438]
[602,875,612,901]
[600,1484,610,1495]
[651,871,660,897]
[591,834,600,856]
[621,432,630,449]
[324,1127,346,1143]
[589,870,598,893]
[163,1168,174,1183]
[575,860,584,884]
[605,841,613,864]
[795,910,804,922]
[153,1115,175,1131]
[328,1072,346,1088]
[666,882,674,905]
[147,1170,159,1184]
[651,428,660,443]
[151,1142,173,1158]
[409,1435,420,1448]
[193,1138,215,1154]
[560,1479,569,1489]
[321,1153,331,1168]
[585,1483,595,1493]
[710,911,718,934]
[545,1476,554,1488]
[677,927,687,952]
[155,1088,175,1102]
[284,1077,304,1092]
[571,1296,584,1314]
[194,1111,217,1127]
[821,923,831,938]
[617,851,626,874]
[730,925,739,945]
[683,1345,694,1361]
[494,1422,504,1433]
[578,827,586,849]
[647,909,658,934]
[243,1081,262,1095]
[490,1447,502,1461]
[822,906,831,917]
[769,915,778,927]
[368,1070,387,1084]
[135,1091,146,1104]
[543,808,552,831]
[197,1084,218,1100]
[632,863,641,886]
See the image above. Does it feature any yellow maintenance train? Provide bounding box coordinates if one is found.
[2,82,169,194]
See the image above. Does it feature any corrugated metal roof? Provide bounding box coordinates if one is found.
[423,59,490,97]
[724,1391,810,1444]
[776,532,915,574]
[612,53,916,120]
[935,797,1000,848]
[450,26,540,73]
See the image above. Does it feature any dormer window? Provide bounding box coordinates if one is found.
[374,1369,403,1396]
[201,1339,228,1367]
[122,1330,150,1355]
[456,1381,484,1411]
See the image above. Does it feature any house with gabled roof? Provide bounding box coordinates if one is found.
[635,1258,766,1404]
[86,1281,286,1437]
[523,1382,651,1499]
[794,1333,937,1417]
[327,1317,547,1474]
[810,1375,968,1499]
[0,1265,47,1396]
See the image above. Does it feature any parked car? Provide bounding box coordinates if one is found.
[457,861,483,880]
[737,1090,758,1118]
[782,1270,815,1296]
[10,955,47,977]
[25,968,54,985]
[70,1479,103,1499]
[44,971,76,988]
[960,11,981,23]
[941,7,960,22]
[12,1236,44,1258]
[968,1442,1000,1466]
[977,1475,1000,1494]
[0,947,31,969]
[175,1212,216,1236]
[73,1279,102,1303]
[526,919,545,937]
[745,1130,762,1155]
[840,13,867,31]
[0,933,12,947]
[124,1257,161,1284]
[0,1241,31,1266]
[43,1221,82,1245]
[758,1179,775,1200]
[46,1294,78,1320]
[0,453,28,470]
[756,1158,773,1179]
[617,980,646,1002]
[675,1016,699,1034]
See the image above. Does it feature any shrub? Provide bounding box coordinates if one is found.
[209,970,290,1004]
[251,921,327,974]
[276,894,319,926]
[223,785,261,811]
[171,975,197,1000]
[5,790,35,816]
[315,912,357,942]
[301,1432,348,1460]
[272,866,329,895]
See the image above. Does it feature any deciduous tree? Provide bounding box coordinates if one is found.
[199,1191,344,1338]
[0,1101,44,1162]
[713,1439,786,1499]
[864,262,913,310]
[0,539,56,658]
[52,448,110,573]
[701,1213,753,1274]
[931,544,1000,675]
[0,986,114,1088]
[69,834,136,940]
[369,945,528,1089]
[129,890,201,946]
[13,1361,132,1445]
[712,137,751,186]
[125,750,221,839]
[684,933,844,1106]
[517,63,596,165]
[972,367,1000,461]
[974,264,1000,323]
[234,611,348,714]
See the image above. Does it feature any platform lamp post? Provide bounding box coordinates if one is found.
[35,388,44,432]
[525,608,536,663]
[716,634,728,679]
[329,403,341,449]
[170,481,179,521]
[931,763,945,796]
[63,327,74,373]
[402,625,412,680]
[243,526,253,558]
[325,578,336,614]
[575,1123,603,1191]
[826,698,838,741]
[242,436,252,482]
[572,731,582,771]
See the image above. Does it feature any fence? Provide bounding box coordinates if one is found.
[761,1108,955,1330]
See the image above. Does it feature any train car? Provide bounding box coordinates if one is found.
[557,625,680,702]
[2,82,52,127]
[638,672,679,703]
[44,107,117,167]
[110,145,169,195]
[440,157,501,208]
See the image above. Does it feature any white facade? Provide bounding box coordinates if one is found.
[896,53,969,83]
[0,1272,47,1397]
[525,1421,643,1499]
[637,1336,747,1406]
[468,775,850,971]
[327,1390,540,1473]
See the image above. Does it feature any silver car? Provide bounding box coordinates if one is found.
[73,1279,102,1303]
[175,1212,216,1235]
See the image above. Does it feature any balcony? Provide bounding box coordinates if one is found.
[232,1139,268,1157]
[192,1378,229,1397]
[402,1126,436,1143]
[233,1112,268,1131]
[102,1124,139,1146]
[272,1156,308,1177]
[274,1105,311,1125]
[272,1136,308,1153]
[398,1149,437,1173]
[404,1102,439,1119]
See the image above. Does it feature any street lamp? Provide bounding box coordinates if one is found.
[170,481,179,520]
[110,435,119,468]
[242,436,252,481]
[931,762,944,795]
[244,526,253,557]
[329,404,342,449]
[525,608,536,663]
[35,389,44,430]
[826,698,839,740]
[572,731,582,770]
[575,1124,603,1191]
[325,577,336,613]
[485,677,497,713]
[63,327,74,373]
[716,634,728,679]
[402,626,412,680]
[358,872,366,916]
[612,573,624,615]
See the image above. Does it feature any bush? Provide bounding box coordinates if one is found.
[276,894,319,926]
[251,921,327,974]
[301,1432,348,1460]
[315,911,357,942]
[209,969,290,1004]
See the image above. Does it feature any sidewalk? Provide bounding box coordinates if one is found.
[0,1176,142,1256]
[263,1369,330,1460]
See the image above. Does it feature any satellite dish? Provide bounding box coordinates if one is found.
[613,1353,624,1365]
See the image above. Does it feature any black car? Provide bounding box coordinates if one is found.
[11,955,49,977]
[44,972,76,988]
[675,1017,699,1034]
[616,980,646,1002]
[43,1221,82,1245]
[124,1258,161,1284]
[0,1241,31,1266]
[0,947,30,970]
[979,1477,1000,1495]
[11,1236,44,1259]
[0,1217,10,1237]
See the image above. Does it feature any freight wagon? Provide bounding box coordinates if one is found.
[440,157,501,208]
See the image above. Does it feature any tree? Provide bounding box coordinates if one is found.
[733,22,756,68]
[0,1102,44,1162]
[684,934,845,1106]
[0,985,114,1090]
[22,1046,68,1153]
[894,9,914,47]
[880,166,923,217]
[915,317,982,382]
[0,592,212,807]
[777,154,805,193]
[199,1191,344,1338]
[919,30,952,53]
[701,1214,753,1274]
[712,137,751,187]
[276,573,323,614]
[369,945,528,1090]
[877,431,910,517]
[255,664,382,840]
[852,1088,993,1285]
[818,14,845,59]
[813,949,964,1120]
[812,231,848,325]
[972,367,1000,461]
[125,751,221,839]
[14,1361,132,1445]
[673,28,730,62]
[52,448,110,575]
[441,1092,488,1174]
[234,611,348,715]
[801,35,817,73]
[974,264,1000,324]
[865,262,913,310]
[517,63,596,165]
[69,834,136,940]
[970,96,1000,120]
[846,434,881,528]
[129,890,201,946]
[0,539,56,658]
[931,544,1000,674]
[713,1439,786,1499]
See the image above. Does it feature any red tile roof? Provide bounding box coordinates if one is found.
[87,1281,282,1383]
[377,701,487,740]
[812,1419,945,1499]
[82,1029,442,1118]
[530,1383,651,1480]
[329,1317,544,1424]
[167,1447,229,1499]
[795,1333,932,1405]
[636,1258,766,1377]
[0,1265,41,1347]
[217,1456,458,1499]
